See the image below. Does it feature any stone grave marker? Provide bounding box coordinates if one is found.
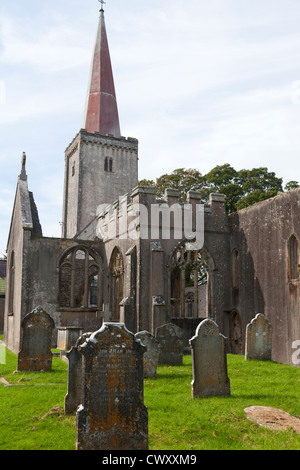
[76,322,148,450]
[64,332,92,414]
[17,306,55,372]
[155,322,184,365]
[189,318,230,398]
[135,331,161,377]
[245,313,272,360]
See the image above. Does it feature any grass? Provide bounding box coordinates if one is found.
[0,344,299,450]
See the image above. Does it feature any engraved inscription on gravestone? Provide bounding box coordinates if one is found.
[76,323,148,450]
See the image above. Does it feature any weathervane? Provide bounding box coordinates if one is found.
[99,0,106,10]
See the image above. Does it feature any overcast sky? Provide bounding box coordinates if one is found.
[1,0,300,256]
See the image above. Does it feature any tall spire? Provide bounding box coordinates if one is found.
[82,7,121,137]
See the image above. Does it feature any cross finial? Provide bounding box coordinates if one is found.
[98,0,106,11]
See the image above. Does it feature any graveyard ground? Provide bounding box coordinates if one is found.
[0,342,299,450]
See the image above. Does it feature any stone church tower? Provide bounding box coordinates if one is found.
[62,8,139,239]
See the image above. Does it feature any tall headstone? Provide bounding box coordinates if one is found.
[189,319,230,398]
[76,323,148,450]
[245,313,272,360]
[155,322,184,365]
[17,306,55,372]
[64,332,92,415]
[135,331,161,377]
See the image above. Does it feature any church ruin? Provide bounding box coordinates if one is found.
[3,7,300,367]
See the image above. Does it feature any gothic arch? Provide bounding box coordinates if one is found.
[167,241,216,319]
[58,245,103,309]
[229,310,242,355]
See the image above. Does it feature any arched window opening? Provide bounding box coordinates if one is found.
[170,245,208,319]
[59,247,101,309]
[288,235,299,280]
[109,248,124,321]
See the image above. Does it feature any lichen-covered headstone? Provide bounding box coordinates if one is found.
[76,323,148,450]
[155,322,184,365]
[64,332,92,415]
[135,331,160,377]
[17,306,55,371]
[189,319,230,398]
[245,313,272,360]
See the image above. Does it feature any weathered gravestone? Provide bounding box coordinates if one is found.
[64,332,92,415]
[245,313,272,360]
[189,319,230,398]
[17,306,55,372]
[155,322,184,365]
[135,331,161,377]
[76,323,148,450]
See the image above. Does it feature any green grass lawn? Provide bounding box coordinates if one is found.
[0,345,299,450]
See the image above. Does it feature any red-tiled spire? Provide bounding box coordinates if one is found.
[82,8,121,137]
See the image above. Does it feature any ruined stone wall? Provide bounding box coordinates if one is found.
[230,189,300,366]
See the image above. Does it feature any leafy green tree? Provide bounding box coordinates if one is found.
[140,164,284,213]
[285,181,299,191]
[155,168,205,201]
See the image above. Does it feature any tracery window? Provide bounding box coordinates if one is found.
[59,246,101,309]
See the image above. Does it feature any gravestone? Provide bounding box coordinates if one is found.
[17,306,55,372]
[76,323,148,450]
[64,332,92,414]
[189,318,230,398]
[245,313,272,360]
[57,327,83,351]
[155,322,184,365]
[135,331,161,377]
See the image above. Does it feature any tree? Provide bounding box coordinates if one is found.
[140,164,284,214]
[155,168,205,201]
[285,181,299,191]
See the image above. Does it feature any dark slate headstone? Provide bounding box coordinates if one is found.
[189,319,230,398]
[64,332,92,415]
[135,331,161,377]
[245,313,273,360]
[76,323,148,450]
[155,322,184,365]
[17,306,55,371]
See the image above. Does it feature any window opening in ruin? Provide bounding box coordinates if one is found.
[109,248,124,321]
[229,311,242,355]
[170,245,208,319]
[104,157,113,172]
[288,235,299,280]
[59,247,101,309]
